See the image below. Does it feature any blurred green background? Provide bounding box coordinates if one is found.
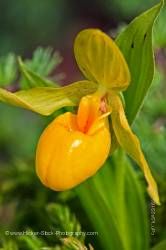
[0,0,166,249]
[0,0,163,83]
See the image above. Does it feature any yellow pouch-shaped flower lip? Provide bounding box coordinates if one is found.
[36,94,111,191]
[74,29,131,91]
[109,92,160,205]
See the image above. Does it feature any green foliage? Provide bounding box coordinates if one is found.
[0,234,91,250]
[0,0,69,55]
[0,160,91,249]
[116,0,163,124]
[18,57,57,88]
[151,240,166,250]
[20,48,63,89]
[0,54,17,87]
[133,69,166,247]
[61,237,93,250]
[0,47,63,89]
[134,69,166,181]
[0,240,18,250]
[76,150,148,250]
[19,233,45,250]
[46,203,84,241]
[154,2,166,48]
[0,52,97,116]
[25,48,62,77]
[100,0,159,19]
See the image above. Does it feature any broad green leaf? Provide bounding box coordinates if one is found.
[116,0,163,123]
[74,29,131,91]
[76,150,149,250]
[0,81,97,116]
[151,240,166,250]
[110,1,163,154]
[110,1,162,154]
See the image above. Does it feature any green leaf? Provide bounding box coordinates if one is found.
[109,1,163,154]
[76,150,149,250]
[18,57,57,89]
[116,0,163,124]
[0,80,97,116]
[151,240,166,250]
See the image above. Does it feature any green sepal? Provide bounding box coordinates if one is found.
[0,80,97,116]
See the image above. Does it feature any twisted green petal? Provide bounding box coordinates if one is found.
[0,80,97,116]
[109,93,160,205]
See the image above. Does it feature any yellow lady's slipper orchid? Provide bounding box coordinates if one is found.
[36,94,111,191]
[36,29,160,205]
